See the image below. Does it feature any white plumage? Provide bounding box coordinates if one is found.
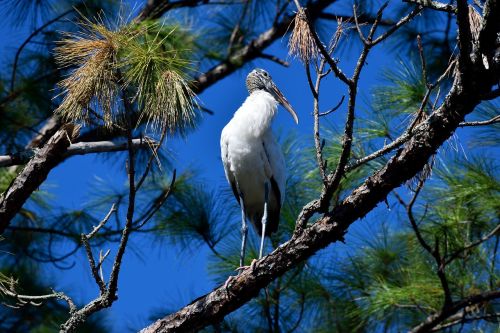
[220,68,298,265]
[221,90,285,234]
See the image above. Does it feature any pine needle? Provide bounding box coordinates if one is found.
[54,22,120,127]
[288,8,318,63]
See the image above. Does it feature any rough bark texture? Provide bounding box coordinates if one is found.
[140,8,499,328]
[0,125,78,230]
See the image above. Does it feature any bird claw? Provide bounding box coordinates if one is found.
[234,259,258,273]
[225,259,259,295]
[223,275,236,295]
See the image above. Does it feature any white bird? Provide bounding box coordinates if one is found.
[220,68,298,268]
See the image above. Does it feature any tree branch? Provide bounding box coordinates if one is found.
[139,38,497,331]
[409,289,500,333]
[403,0,457,14]
[0,139,155,168]
[459,114,500,127]
[0,124,79,231]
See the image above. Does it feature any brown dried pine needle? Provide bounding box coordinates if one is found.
[289,8,318,63]
[468,5,482,41]
[54,24,120,126]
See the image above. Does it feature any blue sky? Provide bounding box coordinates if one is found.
[2,1,496,332]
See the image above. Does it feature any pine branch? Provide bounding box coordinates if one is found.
[409,290,500,333]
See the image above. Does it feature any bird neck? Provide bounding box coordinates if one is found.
[240,90,278,137]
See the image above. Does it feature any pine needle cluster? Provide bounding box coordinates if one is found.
[289,8,318,63]
[54,17,196,133]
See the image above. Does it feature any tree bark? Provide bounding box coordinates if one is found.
[0,125,78,230]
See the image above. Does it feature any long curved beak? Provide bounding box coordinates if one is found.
[269,83,299,124]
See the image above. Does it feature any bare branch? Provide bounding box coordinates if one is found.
[444,222,500,265]
[410,290,500,333]
[81,204,117,294]
[10,9,73,92]
[259,53,290,67]
[0,139,155,168]
[319,95,345,117]
[0,277,76,314]
[403,0,457,14]
[459,115,500,127]
[135,170,176,230]
[353,5,368,44]
[371,6,423,45]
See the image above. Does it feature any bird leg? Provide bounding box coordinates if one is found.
[239,193,248,269]
[259,182,269,259]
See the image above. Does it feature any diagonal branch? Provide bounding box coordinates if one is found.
[409,289,500,333]
[0,124,79,231]
[139,37,497,331]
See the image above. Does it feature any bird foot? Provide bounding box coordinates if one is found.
[224,259,259,295]
[234,258,258,273]
[223,275,236,296]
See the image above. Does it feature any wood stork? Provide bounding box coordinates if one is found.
[220,68,298,268]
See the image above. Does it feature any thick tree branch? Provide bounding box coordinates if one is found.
[0,124,79,231]
[139,38,497,331]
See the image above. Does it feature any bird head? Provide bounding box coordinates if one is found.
[246,68,299,124]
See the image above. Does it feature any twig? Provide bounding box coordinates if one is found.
[431,312,500,331]
[459,115,500,127]
[347,59,456,172]
[136,126,168,191]
[227,0,251,55]
[352,5,368,44]
[307,59,328,181]
[319,95,345,117]
[135,170,176,229]
[394,179,453,307]
[444,223,500,265]
[0,284,77,314]
[371,6,423,45]
[81,204,117,294]
[409,290,500,333]
[417,35,429,86]
[259,53,290,67]
[10,9,73,92]
[394,180,433,254]
[327,2,389,202]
